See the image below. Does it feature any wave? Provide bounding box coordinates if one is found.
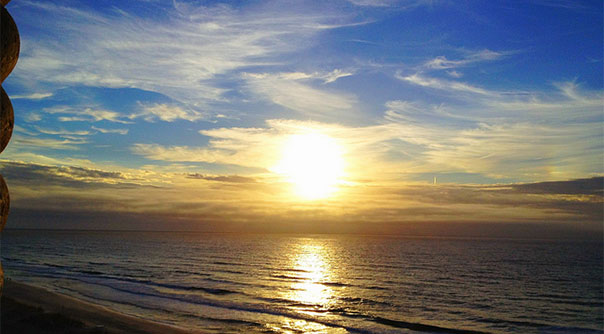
[78,270,104,275]
[319,281,351,287]
[5,256,599,334]
[270,274,305,281]
[212,268,246,275]
[370,316,489,334]
[8,261,241,297]
[269,274,367,289]
[212,260,245,266]
[37,272,492,334]
[338,297,392,307]
[171,269,211,276]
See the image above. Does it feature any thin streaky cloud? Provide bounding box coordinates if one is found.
[529,0,590,10]
[397,72,496,96]
[243,73,357,116]
[10,135,88,151]
[129,103,205,122]
[44,106,131,124]
[91,126,129,135]
[11,92,53,100]
[347,0,438,8]
[13,1,358,108]
[34,127,92,136]
[423,49,507,70]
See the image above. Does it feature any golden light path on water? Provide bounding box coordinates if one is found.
[290,242,332,307]
[268,240,349,334]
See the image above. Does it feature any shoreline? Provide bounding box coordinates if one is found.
[1,279,200,334]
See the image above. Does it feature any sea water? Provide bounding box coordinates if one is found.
[1,230,602,333]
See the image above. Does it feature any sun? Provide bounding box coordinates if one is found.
[273,132,344,200]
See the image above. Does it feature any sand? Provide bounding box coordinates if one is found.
[1,280,200,334]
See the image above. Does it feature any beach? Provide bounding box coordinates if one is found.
[1,280,195,334]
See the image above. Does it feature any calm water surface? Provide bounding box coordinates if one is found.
[1,230,602,333]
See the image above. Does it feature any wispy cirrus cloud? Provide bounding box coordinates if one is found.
[8,135,88,151]
[397,72,496,96]
[131,143,244,166]
[12,1,355,108]
[34,127,92,136]
[347,0,437,8]
[423,49,507,70]
[382,80,603,180]
[91,126,129,135]
[44,106,130,124]
[10,92,53,100]
[529,0,592,10]
[131,78,602,182]
[129,103,205,122]
[320,69,355,84]
[446,70,463,78]
[243,72,357,116]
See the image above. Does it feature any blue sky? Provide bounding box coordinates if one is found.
[0,0,602,233]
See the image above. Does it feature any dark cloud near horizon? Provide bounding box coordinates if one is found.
[0,160,150,189]
[504,177,603,196]
[186,173,256,183]
[0,160,602,236]
[390,177,604,223]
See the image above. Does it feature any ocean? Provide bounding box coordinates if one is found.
[1,230,602,333]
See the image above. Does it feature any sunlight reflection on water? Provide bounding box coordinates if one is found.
[275,239,348,333]
[289,242,333,307]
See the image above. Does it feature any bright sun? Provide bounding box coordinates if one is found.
[274,132,344,200]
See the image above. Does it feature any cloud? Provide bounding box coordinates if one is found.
[1,159,601,235]
[44,106,130,124]
[34,127,91,136]
[347,0,395,6]
[130,78,602,182]
[503,177,603,196]
[129,103,204,122]
[12,1,353,108]
[9,134,88,150]
[129,118,420,181]
[347,0,437,8]
[397,72,495,96]
[91,126,129,135]
[131,143,241,165]
[187,173,257,183]
[423,49,506,70]
[381,81,603,180]
[25,113,43,122]
[10,92,53,100]
[422,122,602,179]
[446,70,463,78]
[243,73,357,116]
[529,0,591,10]
[322,69,355,83]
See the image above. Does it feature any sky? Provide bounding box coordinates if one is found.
[0,0,602,237]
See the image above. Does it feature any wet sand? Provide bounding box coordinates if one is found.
[1,280,198,334]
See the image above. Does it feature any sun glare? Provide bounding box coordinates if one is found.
[274,132,344,200]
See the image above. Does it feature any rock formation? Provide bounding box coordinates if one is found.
[1,4,19,83]
[1,0,19,294]
[0,174,8,231]
[1,86,13,153]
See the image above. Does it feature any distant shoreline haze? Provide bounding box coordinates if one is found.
[3,222,602,241]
